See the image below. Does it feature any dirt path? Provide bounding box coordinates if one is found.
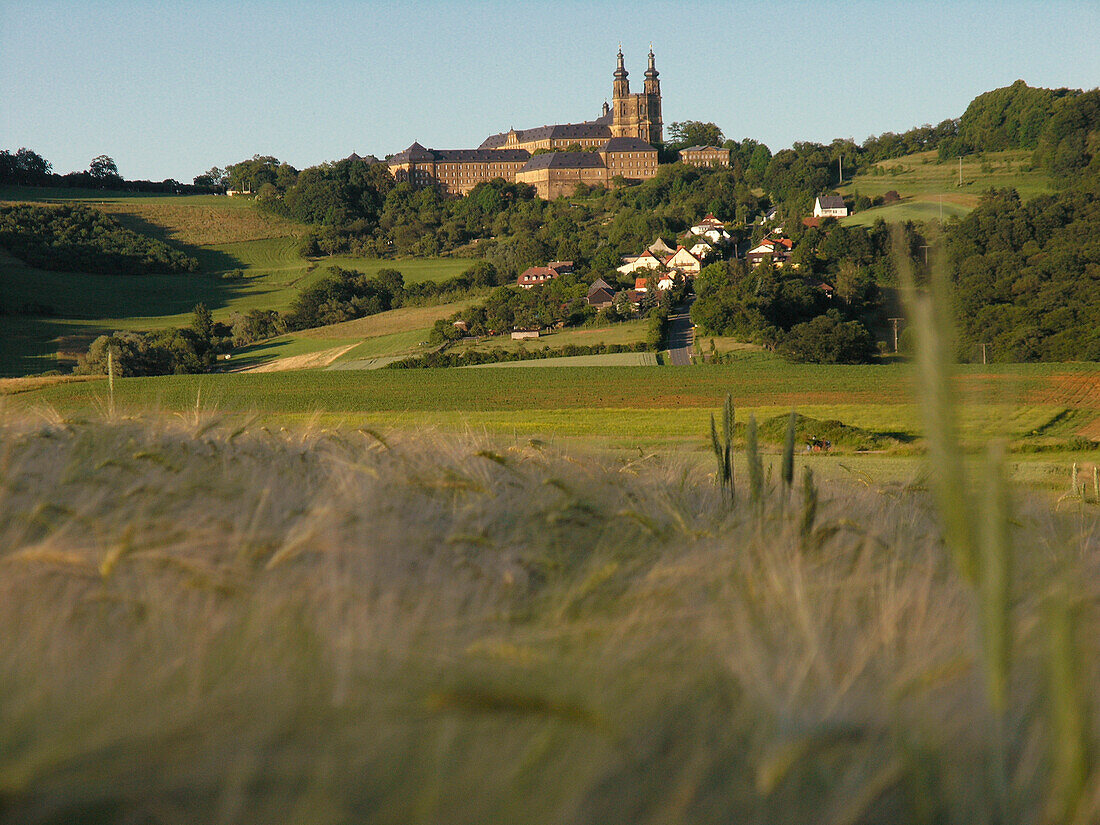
[240,343,358,373]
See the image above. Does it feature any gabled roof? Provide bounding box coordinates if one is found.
[520,152,605,171]
[389,142,435,164]
[635,277,649,290]
[602,137,656,152]
[518,266,560,285]
[816,195,846,209]
[681,145,727,152]
[648,237,675,256]
[587,277,614,296]
[480,121,613,149]
[432,149,531,163]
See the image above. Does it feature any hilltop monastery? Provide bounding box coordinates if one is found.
[388,49,664,200]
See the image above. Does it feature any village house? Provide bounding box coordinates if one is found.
[518,260,574,288]
[746,237,793,266]
[689,214,725,235]
[648,237,676,257]
[617,249,664,275]
[664,245,702,275]
[813,195,848,218]
[637,272,678,291]
[586,278,617,308]
[517,265,561,288]
[689,241,713,260]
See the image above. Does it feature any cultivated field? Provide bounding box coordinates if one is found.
[0,406,1096,823]
[7,356,1098,485]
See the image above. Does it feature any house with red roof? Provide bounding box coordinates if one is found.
[617,249,664,275]
[664,246,702,275]
[517,266,560,288]
[746,237,794,266]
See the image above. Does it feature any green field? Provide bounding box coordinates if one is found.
[0,188,476,375]
[839,149,1056,224]
[9,357,1098,457]
[449,319,649,357]
[466,352,658,368]
[221,299,480,371]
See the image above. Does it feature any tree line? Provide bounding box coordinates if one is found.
[0,204,198,277]
[948,187,1100,361]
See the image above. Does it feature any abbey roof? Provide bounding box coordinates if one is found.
[480,121,613,149]
[520,152,605,171]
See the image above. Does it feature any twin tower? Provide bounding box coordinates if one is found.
[605,48,663,146]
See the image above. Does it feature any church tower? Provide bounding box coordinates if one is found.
[612,48,630,121]
[610,48,663,145]
[642,48,663,144]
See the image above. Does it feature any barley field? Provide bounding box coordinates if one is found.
[0,408,1097,824]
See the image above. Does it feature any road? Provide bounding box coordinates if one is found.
[667,300,694,366]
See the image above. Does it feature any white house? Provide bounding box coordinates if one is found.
[617,250,664,275]
[689,214,725,235]
[689,242,713,260]
[746,238,793,266]
[813,195,848,218]
[664,246,702,275]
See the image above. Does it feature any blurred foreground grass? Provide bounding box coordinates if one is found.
[0,411,1097,824]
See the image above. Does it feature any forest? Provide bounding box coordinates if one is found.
[948,188,1100,361]
[0,204,199,276]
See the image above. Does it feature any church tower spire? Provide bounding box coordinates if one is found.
[613,46,629,99]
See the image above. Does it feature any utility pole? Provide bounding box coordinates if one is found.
[980,342,990,365]
[888,317,903,352]
[919,244,930,265]
[838,155,843,184]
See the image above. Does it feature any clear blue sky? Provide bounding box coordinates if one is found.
[2,0,1098,182]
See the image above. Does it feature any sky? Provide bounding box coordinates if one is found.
[2,0,1099,183]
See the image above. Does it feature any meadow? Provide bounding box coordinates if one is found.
[838,149,1055,225]
[0,187,473,375]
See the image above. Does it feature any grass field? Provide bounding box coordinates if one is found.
[0,186,478,375]
[220,299,480,371]
[466,352,658,368]
[8,356,1097,459]
[449,319,649,356]
[838,149,1056,225]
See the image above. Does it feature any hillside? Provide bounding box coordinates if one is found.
[838,149,1056,225]
[0,188,473,375]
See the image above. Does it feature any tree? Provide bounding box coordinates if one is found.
[193,166,227,187]
[89,155,119,180]
[191,303,214,341]
[667,121,725,151]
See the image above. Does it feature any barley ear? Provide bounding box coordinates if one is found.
[746,414,763,503]
[979,440,1012,715]
[800,466,817,538]
[1046,591,1092,824]
[895,225,977,583]
[782,410,796,491]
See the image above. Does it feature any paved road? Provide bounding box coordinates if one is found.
[667,300,694,366]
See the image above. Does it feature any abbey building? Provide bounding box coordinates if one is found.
[389,49,663,199]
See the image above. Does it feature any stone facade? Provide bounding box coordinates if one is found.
[680,145,730,167]
[389,49,663,199]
